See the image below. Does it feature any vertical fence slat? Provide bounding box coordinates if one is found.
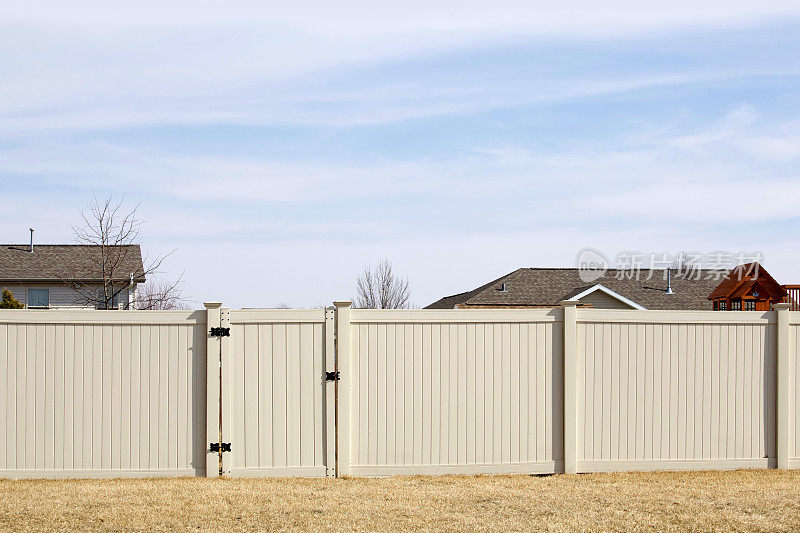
[177,326,188,470]
[130,325,140,471]
[430,324,440,466]
[300,323,315,467]
[261,324,274,469]
[0,325,6,470]
[244,324,258,468]
[386,322,396,465]
[313,322,323,470]
[423,324,432,466]
[6,326,17,470]
[518,323,528,463]
[509,323,519,464]
[324,310,335,476]
[273,323,287,468]
[414,323,424,466]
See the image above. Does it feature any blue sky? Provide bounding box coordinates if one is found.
[1,1,800,308]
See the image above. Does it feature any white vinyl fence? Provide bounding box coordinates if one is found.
[0,303,796,478]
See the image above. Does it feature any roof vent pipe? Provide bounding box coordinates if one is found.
[29,228,34,253]
[666,268,674,295]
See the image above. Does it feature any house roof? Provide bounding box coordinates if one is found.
[0,245,146,283]
[425,268,727,310]
[707,262,787,301]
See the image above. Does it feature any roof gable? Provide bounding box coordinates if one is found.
[708,262,786,301]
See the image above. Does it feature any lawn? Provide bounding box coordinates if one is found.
[2,470,799,531]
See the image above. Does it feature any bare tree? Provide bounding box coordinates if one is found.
[135,277,189,310]
[354,259,410,309]
[66,195,178,310]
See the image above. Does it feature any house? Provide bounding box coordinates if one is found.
[425,268,726,310]
[708,262,788,311]
[0,244,146,309]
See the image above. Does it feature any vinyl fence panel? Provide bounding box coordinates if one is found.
[576,310,776,471]
[345,310,564,476]
[0,310,207,478]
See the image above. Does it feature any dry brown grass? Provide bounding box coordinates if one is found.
[2,470,800,531]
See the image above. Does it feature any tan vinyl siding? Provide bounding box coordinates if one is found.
[578,290,638,310]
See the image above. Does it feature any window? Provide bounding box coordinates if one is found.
[96,291,120,310]
[27,288,50,308]
[718,301,726,311]
[731,299,742,311]
[744,300,757,311]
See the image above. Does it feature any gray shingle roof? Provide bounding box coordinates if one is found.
[0,245,146,283]
[425,268,726,310]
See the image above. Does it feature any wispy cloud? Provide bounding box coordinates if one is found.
[2,5,800,306]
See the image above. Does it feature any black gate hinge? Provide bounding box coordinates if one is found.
[325,371,339,382]
[210,327,231,337]
[210,442,232,453]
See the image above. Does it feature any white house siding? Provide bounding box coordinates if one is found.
[0,283,133,309]
[578,290,637,310]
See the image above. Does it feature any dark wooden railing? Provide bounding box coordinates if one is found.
[783,285,800,311]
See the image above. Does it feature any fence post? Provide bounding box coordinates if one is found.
[776,303,792,469]
[324,306,336,477]
[333,301,352,477]
[560,300,579,474]
[220,307,233,476]
[204,302,222,477]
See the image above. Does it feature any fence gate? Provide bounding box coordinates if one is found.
[206,306,337,477]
